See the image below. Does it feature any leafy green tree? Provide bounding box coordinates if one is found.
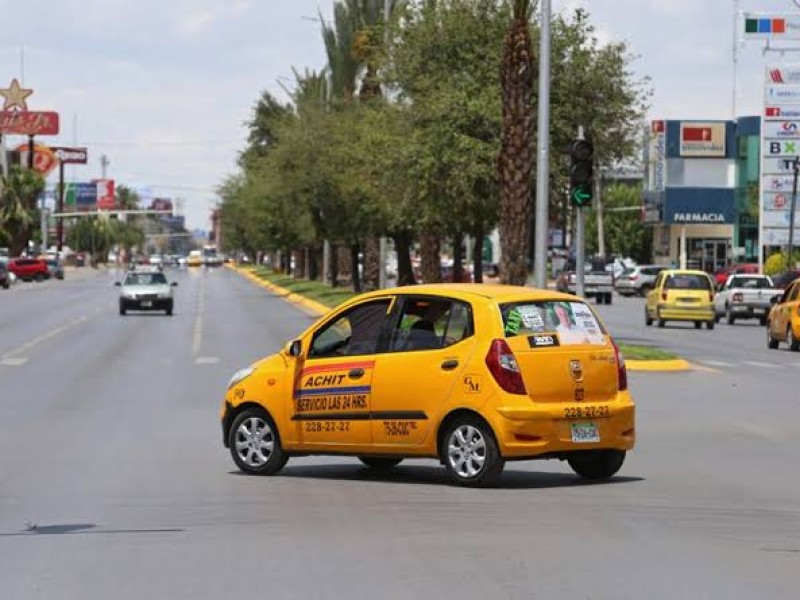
[585,183,651,264]
[0,166,46,256]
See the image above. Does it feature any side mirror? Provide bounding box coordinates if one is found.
[114,281,121,287]
[770,296,779,305]
[171,282,178,287]
[288,339,303,358]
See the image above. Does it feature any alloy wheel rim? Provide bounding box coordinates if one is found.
[234,417,274,467]
[447,425,487,478]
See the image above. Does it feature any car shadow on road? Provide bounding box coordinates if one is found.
[244,464,644,490]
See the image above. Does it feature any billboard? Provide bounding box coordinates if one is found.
[51,147,88,164]
[0,111,59,135]
[96,179,115,210]
[679,122,726,157]
[65,183,97,207]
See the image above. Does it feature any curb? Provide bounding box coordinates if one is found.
[228,265,330,318]
[229,265,694,373]
[626,359,693,372]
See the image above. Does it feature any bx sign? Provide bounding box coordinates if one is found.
[766,139,800,155]
[51,147,88,164]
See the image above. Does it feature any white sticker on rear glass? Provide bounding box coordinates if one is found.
[517,305,545,330]
[551,302,606,346]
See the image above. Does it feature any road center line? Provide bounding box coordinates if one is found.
[192,278,206,357]
[742,360,780,369]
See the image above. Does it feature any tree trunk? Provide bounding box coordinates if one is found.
[309,243,320,281]
[337,245,351,285]
[420,229,441,284]
[498,14,534,285]
[328,243,339,288]
[350,242,362,293]
[452,232,463,283]
[473,223,484,284]
[362,236,381,291]
[394,230,415,286]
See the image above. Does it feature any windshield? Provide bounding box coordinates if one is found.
[664,273,711,291]
[124,273,168,286]
[500,300,607,346]
[729,276,772,289]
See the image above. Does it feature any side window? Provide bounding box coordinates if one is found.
[390,297,473,352]
[789,283,800,303]
[309,299,391,359]
[653,273,664,290]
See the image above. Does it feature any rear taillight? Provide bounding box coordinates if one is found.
[733,292,743,303]
[611,339,628,392]
[485,339,527,395]
[629,274,639,281]
[661,291,668,301]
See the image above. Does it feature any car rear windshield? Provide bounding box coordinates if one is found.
[499,300,607,346]
[664,274,711,291]
[729,276,772,289]
[124,273,167,285]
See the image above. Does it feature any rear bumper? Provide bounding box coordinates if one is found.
[121,298,173,311]
[658,304,714,322]
[728,303,770,315]
[490,397,636,459]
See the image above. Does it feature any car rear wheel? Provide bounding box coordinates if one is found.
[441,416,504,487]
[694,322,702,329]
[767,323,779,349]
[789,326,800,352]
[726,306,735,325]
[644,308,653,327]
[34,273,44,282]
[229,408,288,476]
[760,316,768,327]
[119,304,126,316]
[358,457,403,470]
[706,321,715,330]
[604,293,613,305]
[657,310,666,328]
[568,450,626,480]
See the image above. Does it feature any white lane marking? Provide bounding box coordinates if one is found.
[191,277,206,357]
[743,360,780,369]
[0,357,28,366]
[195,356,219,365]
[1,315,88,360]
[700,360,734,368]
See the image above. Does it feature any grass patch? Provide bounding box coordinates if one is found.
[618,343,678,361]
[252,268,356,308]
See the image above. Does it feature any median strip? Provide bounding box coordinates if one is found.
[229,266,692,372]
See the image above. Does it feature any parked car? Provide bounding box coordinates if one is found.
[7,258,50,282]
[714,263,759,288]
[615,265,665,297]
[44,258,65,280]
[771,270,800,291]
[75,252,86,267]
[0,262,10,289]
[645,269,716,329]
[767,278,800,351]
[713,274,780,325]
[556,258,615,305]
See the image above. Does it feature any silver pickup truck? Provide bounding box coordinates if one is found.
[556,270,615,305]
[714,274,781,325]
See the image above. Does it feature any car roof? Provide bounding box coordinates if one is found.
[352,283,580,304]
[660,269,711,277]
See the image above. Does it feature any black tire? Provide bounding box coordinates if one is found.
[694,321,702,330]
[165,303,173,316]
[726,306,735,325]
[440,415,504,487]
[789,326,800,352]
[767,323,779,349]
[34,273,44,282]
[358,457,403,470]
[2,282,8,290]
[645,308,653,327]
[228,408,288,476]
[568,450,626,480]
[595,294,604,305]
[119,304,127,316]
[605,293,613,305]
[657,310,666,328]
[714,313,721,324]
[706,321,715,330]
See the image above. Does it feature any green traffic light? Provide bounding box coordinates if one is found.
[570,183,592,207]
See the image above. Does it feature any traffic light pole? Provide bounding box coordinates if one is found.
[575,126,586,298]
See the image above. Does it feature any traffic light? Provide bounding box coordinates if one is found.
[569,139,594,208]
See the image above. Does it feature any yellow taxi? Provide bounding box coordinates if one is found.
[187,251,203,267]
[767,278,800,351]
[645,269,716,329]
[220,284,635,487]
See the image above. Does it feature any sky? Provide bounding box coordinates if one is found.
[0,0,795,230]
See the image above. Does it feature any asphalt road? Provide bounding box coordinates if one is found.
[0,271,797,600]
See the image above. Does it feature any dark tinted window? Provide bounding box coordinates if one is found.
[729,276,772,289]
[664,274,712,291]
[642,267,663,276]
[389,297,473,352]
[310,299,391,358]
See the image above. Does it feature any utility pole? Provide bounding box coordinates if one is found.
[595,169,605,258]
[100,154,109,179]
[789,157,799,270]
[378,0,391,289]
[533,0,552,288]
[569,126,594,299]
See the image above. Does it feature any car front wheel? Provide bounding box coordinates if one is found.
[229,409,288,476]
[789,326,800,352]
[568,450,626,480]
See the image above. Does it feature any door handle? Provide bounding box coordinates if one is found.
[441,359,459,371]
[348,368,365,379]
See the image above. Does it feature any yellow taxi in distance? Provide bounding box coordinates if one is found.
[187,251,203,267]
[767,278,800,351]
[221,284,635,487]
[645,269,716,330]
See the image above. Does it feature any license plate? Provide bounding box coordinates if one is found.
[571,422,600,443]
[141,301,152,307]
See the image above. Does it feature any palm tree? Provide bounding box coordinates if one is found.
[0,166,45,256]
[498,0,534,285]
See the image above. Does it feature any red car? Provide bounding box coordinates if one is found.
[7,258,50,282]
[714,263,759,288]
